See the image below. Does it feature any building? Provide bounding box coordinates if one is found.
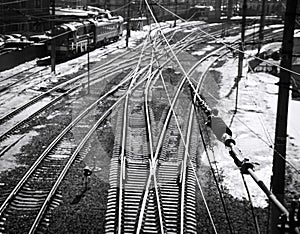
[0,0,51,35]
[246,0,284,17]
[55,0,196,20]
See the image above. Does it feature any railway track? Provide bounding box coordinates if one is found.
[0,20,283,233]
[103,29,227,232]
[0,22,225,146]
[0,69,140,233]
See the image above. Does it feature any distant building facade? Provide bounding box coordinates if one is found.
[246,0,284,17]
[0,0,52,35]
[56,0,196,20]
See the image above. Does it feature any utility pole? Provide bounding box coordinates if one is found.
[50,0,56,74]
[174,0,178,27]
[235,0,247,113]
[258,0,266,54]
[215,0,221,22]
[270,0,298,233]
[227,0,233,19]
[104,0,107,10]
[87,35,90,94]
[126,0,131,47]
[225,0,233,36]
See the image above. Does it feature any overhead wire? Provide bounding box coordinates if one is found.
[241,173,261,234]
[110,1,132,13]
[245,58,276,146]
[148,5,300,232]
[159,11,300,177]
[155,1,300,79]
[146,8,218,232]
[200,69,300,175]
[0,0,27,6]
[195,104,235,234]
[145,11,260,234]
[152,8,300,205]
[158,65,219,233]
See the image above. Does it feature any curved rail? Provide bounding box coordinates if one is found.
[0,70,135,215]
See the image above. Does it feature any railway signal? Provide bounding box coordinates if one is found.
[83,166,92,190]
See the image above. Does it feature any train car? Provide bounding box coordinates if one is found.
[47,21,93,59]
[91,16,123,47]
[47,16,123,59]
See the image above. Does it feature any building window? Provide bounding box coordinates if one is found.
[35,0,41,8]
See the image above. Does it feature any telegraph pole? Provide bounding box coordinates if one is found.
[227,0,233,19]
[270,1,298,233]
[50,0,56,74]
[126,0,131,47]
[174,0,178,27]
[225,0,233,37]
[235,0,247,113]
[87,35,90,94]
[215,0,221,21]
[258,0,266,54]
[104,0,107,10]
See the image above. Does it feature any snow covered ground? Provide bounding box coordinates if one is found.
[207,52,300,207]
[1,21,298,208]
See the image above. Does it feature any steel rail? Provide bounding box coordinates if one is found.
[0,64,40,82]
[0,65,134,141]
[0,69,136,215]
[0,67,47,93]
[133,25,226,233]
[179,48,226,232]
[117,63,152,234]
[136,69,165,234]
[27,66,154,233]
[28,94,125,234]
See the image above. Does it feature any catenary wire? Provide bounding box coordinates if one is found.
[193,53,300,176]
[194,104,235,234]
[241,173,261,234]
[148,27,218,232]
[155,2,300,79]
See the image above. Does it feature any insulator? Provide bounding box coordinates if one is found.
[210,116,232,142]
[204,109,211,115]
[223,133,236,147]
[240,159,255,174]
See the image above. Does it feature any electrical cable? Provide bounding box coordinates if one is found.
[154,2,300,79]
[241,173,261,234]
[0,0,27,6]
[110,1,132,13]
[141,7,299,228]
[194,105,235,234]
[158,14,300,184]
[146,25,258,233]
[194,56,300,176]
[245,58,277,146]
[148,29,218,233]
[208,85,300,175]
[159,73,219,233]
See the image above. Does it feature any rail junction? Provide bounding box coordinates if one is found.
[0,6,299,234]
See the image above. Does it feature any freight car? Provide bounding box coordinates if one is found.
[47,16,123,59]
